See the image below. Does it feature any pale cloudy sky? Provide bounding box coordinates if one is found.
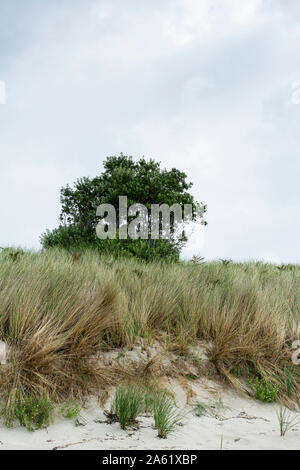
[0,0,300,261]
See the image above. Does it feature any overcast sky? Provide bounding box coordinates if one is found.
[0,0,299,261]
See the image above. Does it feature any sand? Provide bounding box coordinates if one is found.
[1,378,299,450]
[0,341,7,365]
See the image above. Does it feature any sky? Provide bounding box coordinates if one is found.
[0,0,300,262]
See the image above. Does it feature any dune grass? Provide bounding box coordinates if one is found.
[277,404,300,436]
[0,247,299,420]
[153,392,182,438]
[111,384,144,429]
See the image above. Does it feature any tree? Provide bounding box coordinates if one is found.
[41,154,207,261]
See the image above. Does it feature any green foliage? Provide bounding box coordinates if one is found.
[185,373,198,380]
[249,377,279,403]
[60,401,82,420]
[111,384,144,429]
[153,393,182,439]
[42,226,180,262]
[4,395,54,432]
[41,154,206,261]
[1,251,299,411]
[110,382,182,439]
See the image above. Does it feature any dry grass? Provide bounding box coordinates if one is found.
[0,248,299,416]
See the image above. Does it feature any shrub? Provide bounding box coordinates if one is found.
[41,225,181,262]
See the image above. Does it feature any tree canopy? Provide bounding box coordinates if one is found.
[41,154,207,261]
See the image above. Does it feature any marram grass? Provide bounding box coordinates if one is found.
[0,248,299,418]
[153,392,182,438]
[111,384,144,429]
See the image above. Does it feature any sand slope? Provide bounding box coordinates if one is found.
[0,379,299,450]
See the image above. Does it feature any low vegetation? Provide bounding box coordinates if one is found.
[249,378,279,403]
[153,393,182,438]
[277,404,300,436]
[59,401,82,420]
[4,393,54,432]
[111,384,144,429]
[0,248,299,428]
[109,383,182,438]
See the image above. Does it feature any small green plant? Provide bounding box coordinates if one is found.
[111,384,144,429]
[277,404,300,436]
[193,402,208,417]
[60,400,82,420]
[5,395,54,432]
[193,397,227,419]
[249,377,279,403]
[185,373,198,381]
[153,393,182,439]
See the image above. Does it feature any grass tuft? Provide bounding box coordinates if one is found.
[111,384,144,429]
[277,404,300,436]
[153,393,182,439]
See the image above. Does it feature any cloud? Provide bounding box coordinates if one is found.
[160,0,264,47]
[0,0,299,262]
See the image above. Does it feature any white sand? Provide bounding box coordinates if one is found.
[1,378,299,450]
[0,341,7,365]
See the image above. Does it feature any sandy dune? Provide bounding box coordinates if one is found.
[1,378,299,450]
